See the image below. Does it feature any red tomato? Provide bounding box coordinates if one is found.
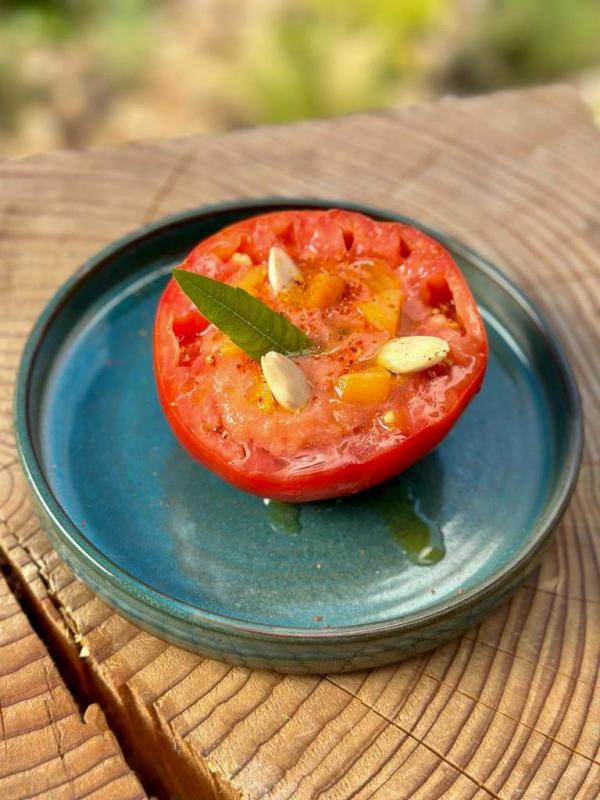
[154,210,487,501]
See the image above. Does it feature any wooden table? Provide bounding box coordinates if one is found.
[0,85,598,800]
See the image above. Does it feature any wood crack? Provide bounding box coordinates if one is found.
[0,536,163,799]
[142,143,196,224]
[323,675,505,800]
[327,664,600,768]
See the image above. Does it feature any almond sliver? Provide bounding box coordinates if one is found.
[260,351,310,411]
[377,336,450,374]
[268,247,304,294]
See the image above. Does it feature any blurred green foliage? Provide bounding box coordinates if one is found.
[226,0,450,124]
[447,0,600,91]
[0,0,155,139]
[0,0,598,153]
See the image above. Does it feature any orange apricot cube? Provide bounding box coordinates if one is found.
[335,366,391,404]
[358,287,403,334]
[305,272,346,309]
[234,265,267,296]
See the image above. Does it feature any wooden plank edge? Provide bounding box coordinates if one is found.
[0,527,243,800]
[0,562,147,800]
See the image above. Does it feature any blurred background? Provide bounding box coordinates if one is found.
[1,0,599,157]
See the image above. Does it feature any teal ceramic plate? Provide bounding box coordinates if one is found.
[15,199,582,673]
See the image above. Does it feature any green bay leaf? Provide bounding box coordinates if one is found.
[172,269,313,360]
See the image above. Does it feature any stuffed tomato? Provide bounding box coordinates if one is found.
[154,209,487,501]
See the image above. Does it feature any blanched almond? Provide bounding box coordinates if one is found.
[260,351,310,411]
[376,336,450,374]
[268,246,304,294]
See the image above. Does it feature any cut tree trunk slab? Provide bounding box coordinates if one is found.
[0,85,598,799]
[0,569,146,800]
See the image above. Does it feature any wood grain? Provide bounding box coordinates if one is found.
[0,85,598,799]
[0,568,146,799]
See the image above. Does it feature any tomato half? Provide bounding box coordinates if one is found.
[154,209,487,501]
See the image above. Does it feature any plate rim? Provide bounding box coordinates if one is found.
[14,197,584,643]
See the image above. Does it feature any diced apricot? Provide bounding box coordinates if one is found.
[233,265,267,296]
[335,367,391,404]
[247,377,276,413]
[218,337,243,357]
[364,261,400,293]
[278,282,304,305]
[354,260,403,333]
[350,258,399,291]
[305,272,346,309]
[358,287,403,334]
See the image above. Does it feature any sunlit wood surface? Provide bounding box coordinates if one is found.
[0,85,598,799]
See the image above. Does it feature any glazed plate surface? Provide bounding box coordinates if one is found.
[15,199,582,673]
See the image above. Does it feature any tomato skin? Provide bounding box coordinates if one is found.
[154,209,487,502]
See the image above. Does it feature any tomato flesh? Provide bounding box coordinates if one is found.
[154,210,487,501]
